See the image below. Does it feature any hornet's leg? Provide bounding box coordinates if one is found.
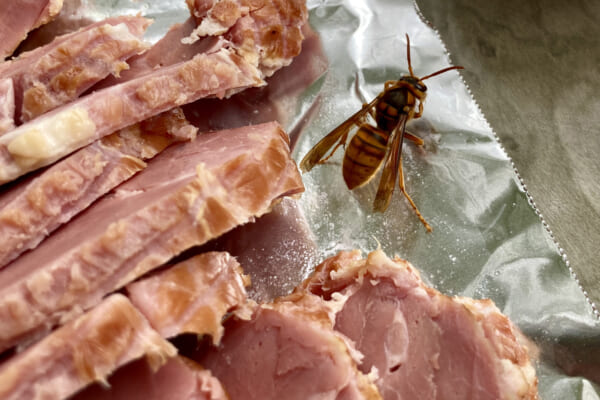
[398,158,432,232]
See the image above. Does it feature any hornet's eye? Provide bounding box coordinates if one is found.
[415,82,427,92]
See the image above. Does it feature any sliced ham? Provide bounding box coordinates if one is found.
[0,121,303,353]
[91,17,224,91]
[0,108,197,269]
[199,198,318,302]
[70,356,228,400]
[0,47,263,185]
[0,294,176,400]
[197,294,382,399]
[298,250,539,400]
[0,16,148,79]
[0,78,15,135]
[13,17,151,123]
[127,251,249,344]
[183,23,328,139]
[186,0,308,78]
[0,0,64,60]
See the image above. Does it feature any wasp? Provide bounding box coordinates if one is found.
[299,34,463,232]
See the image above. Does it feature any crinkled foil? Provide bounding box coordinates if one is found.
[44,0,600,397]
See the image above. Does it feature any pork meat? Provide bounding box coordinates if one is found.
[0,47,263,185]
[197,294,382,400]
[0,78,15,135]
[0,294,176,400]
[0,108,197,269]
[298,249,539,400]
[186,0,308,78]
[13,17,151,123]
[70,356,228,400]
[0,121,303,353]
[127,251,249,344]
[0,0,64,60]
[199,198,318,302]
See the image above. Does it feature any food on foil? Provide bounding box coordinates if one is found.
[196,292,382,400]
[300,35,462,232]
[297,249,539,400]
[0,0,64,60]
[127,251,249,344]
[71,356,228,400]
[0,0,542,398]
[0,121,303,353]
[0,294,176,400]
[200,197,318,302]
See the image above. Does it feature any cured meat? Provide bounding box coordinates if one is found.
[200,198,318,302]
[0,0,63,60]
[183,23,327,139]
[0,294,176,400]
[71,356,228,400]
[186,0,308,78]
[91,17,224,91]
[127,252,249,343]
[0,16,147,79]
[0,121,303,353]
[0,108,197,269]
[0,78,15,135]
[197,294,382,400]
[13,17,151,123]
[298,250,539,400]
[0,47,263,185]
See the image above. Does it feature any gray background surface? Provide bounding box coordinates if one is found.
[417,0,600,309]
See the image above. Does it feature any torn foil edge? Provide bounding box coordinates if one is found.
[411,0,599,320]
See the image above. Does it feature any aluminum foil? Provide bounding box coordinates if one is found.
[31,0,600,397]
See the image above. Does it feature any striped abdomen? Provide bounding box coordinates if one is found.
[342,124,390,189]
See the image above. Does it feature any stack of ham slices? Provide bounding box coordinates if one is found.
[0,1,539,399]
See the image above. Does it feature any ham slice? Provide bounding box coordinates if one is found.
[0,108,197,269]
[71,356,228,400]
[186,0,308,78]
[127,252,249,344]
[12,17,151,123]
[199,198,318,302]
[0,121,303,353]
[0,0,63,60]
[0,47,263,185]
[298,250,539,400]
[0,294,176,400]
[0,78,15,135]
[197,294,382,400]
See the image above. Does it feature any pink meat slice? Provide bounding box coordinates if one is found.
[0,121,303,353]
[0,0,63,60]
[0,16,147,79]
[92,17,224,91]
[71,356,228,400]
[13,17,151,123]
[0,108,197,269]
[127,251,249,344]
[0,294,176,400]
[0,47,263,185]
[187,0,308,78]
[299,250,539,400]
[199,198,318,303]
[0,78,15,135]
[183,23,328,140]
[197,294,382,400]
